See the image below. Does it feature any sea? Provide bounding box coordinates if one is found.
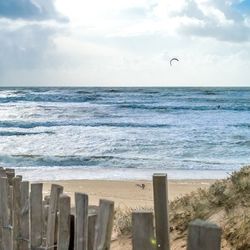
[0,87,249,181]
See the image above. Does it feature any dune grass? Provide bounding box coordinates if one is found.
[113,166,250,249]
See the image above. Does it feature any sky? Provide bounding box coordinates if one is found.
[0,0,250,86]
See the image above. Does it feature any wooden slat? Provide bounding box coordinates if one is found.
[153,173,170,250]
[88,214,97,250]
[42,205,49,246]
[187,219,221,250]
[6,170,15,224]
[5,168,15,173]
[20,181,29,250]
[75,193,88,250]
[132,211,155,250]
[13,176,22,250]
[30,183,43,249]
[46,184,63,249]
[8,185,14,226]
[57,194,71,250]
[0,177,12,250]
[93,199,114,250]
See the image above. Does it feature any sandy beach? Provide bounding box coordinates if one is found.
[42,179,215,208]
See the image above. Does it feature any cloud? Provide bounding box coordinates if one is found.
[164,0,250,42]
[1,0,250,86]
[0,22,55,69]
[0,0,67,21]
[0,0,69,85]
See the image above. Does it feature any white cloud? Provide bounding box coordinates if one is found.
[1,0,250,86]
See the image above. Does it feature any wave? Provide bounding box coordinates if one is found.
[0,131,54,136]
[117,104,250,112]
[230,123,250,128]
[0,121,172,129]
[0,94,100,103]
[0,154,136,167]
[0,154,234,171]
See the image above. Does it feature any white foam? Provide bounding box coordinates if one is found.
[15,167,230,181]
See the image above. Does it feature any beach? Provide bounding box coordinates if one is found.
[42,178,215,208]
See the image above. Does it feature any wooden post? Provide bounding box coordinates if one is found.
[132,211,155,250]
[57,194,71,250]
[187,219,221,250]
[20,181,29,250]
[13,176,22,250]
[93,199,114,250]
[0,177,12,250]
[42,205,49,246]
[6,170,15,224]
[5,168,15,173]
[30,183,43,250]
[9,185,14,226]
[88,214,97,250]
[46,184,63,249]
[75,193,88,250]
[153,173,170,250]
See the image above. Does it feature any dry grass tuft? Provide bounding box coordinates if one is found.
[114,207,133,235]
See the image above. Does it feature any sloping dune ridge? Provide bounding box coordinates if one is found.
[113,166,250,250]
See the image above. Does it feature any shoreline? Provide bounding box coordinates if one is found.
[41,178,215,208]
[15,167,230,181]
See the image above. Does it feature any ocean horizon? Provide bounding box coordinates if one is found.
[0,87,249,181]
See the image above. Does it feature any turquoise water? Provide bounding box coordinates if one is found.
[0,87,249,180]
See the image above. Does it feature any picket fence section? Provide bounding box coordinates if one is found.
[0,167,221,250]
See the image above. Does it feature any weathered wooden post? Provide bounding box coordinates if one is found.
[6,169,15,225]
[9,185,14,226]
[93,199,114,250]
[57,194,71,250]
[5,168,15,173]
[132,211,155,250]
[75,193,88,250]
[187,219,221,250]
[20,181,29,250]
[46,184,63,249]
[88,214,97,250]
[42,194,50,245]
[0,177,12,250]
[13,176,22,250]
[153,173,170,250]
[30,183,43,249]
[42,204,49,246]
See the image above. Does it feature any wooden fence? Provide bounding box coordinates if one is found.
[0,168,221,250]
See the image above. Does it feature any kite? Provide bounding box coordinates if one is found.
[170,58,179,66]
